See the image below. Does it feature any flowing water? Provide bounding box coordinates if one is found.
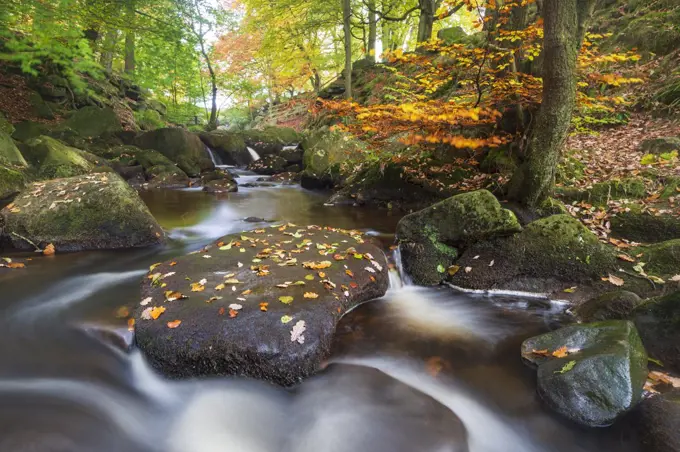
[0,176,641,452]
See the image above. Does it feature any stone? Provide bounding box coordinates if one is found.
[11,121,47,142]
[248,154,288,175]
[637,390,680,452]
[638,137,680,155]
[633,291,680,373]
[28,91,55,120]
[0,165,26,200]
[1,173,165,252]
[134,226,389,386]
[557,178,647,205]
[201,170,237,193]
[60,106,122,138]
[575,291,644,322]
[280,145,304,164]
[199,132,250,166]
[521,321,648,427]
[611,206,680,242]
[240,127,300,156]
[479,146,518,174]
[0,112,15,136]
[640,239,680,278]
[145,165,190,189]
[0,131,27,168]
[396,190,521,285]
[20,136,93,180]
[134,128,207,177]
[37,75,68,100]
[300,129,366,189]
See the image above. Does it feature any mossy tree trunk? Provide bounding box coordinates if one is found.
[507,0,596,207]
[342,0,353,99]
[124,0,136,75]
[417,0,438,43]
[367,0,377,62]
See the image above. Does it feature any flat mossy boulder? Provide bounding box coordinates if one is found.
[145,165,190,189]
[396,190,521,286]
[0,131,27,168]
[133,225,389,386]
[633,291,680,373]
[248,154,288,175]
[11,121,47,142]
[479,147,518,174]
[449,214,618,294]
[637,390,680,452]
[199,131,250,166]
[557,178,647,204]
[638,137,680,155]
[20,136,93,180]
[60,106,122,138]
[134,128,207,177]
[610,205,680,242]
[0,173,164,252]
[0,165,26,200]
[200,170,237,193]
[574,291,644,322]
[521,321,648,427]
[639,239,680,278]
[300,129,366,189]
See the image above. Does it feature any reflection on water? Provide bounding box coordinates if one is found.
[0,184,640,452]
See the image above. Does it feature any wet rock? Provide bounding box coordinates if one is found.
[289,364,469,452]
[280,145,304,164]
[240,127,300,156]
[521,321,648,427]
[449,215,618,295]
[82,323,135,352]
[134,128,207,177]
[1,173,165,252]
[0,165,26,200]
[134,225,389,386]
[637,390,680,452]
[633,291,680,373]
[20,136,93,180]
[244,216,266,223]
[248,154,288,175]
[144,165,190,189]
[199,131,251,166]
[114,164,145,182]
[575,291,643,322]
[271,172,300,183]
[241,182,277,188]
[0,130,27,168]
[201,170,237,193]
[638,137,680,155]
[396,190,521,285]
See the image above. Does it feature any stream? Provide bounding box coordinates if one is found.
[0,172,641,452]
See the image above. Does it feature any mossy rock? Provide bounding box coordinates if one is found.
[12,121,47,142]
[610,205,680,242]
[131,148,176,170]
[479,147,517,174]
[618,9,680,55]
[639,137,680,155]
[300,129,367,189]
[661,177,680,199]
[0,131,27,168]
[0,173,165,252]
[639,239,680,277]
[521,321,648,427]
[28,91,54,120]
[637,390,680,452]
[239,127,301,156]
[557,178,647,204]
[20,136,93,180]
[398,239,459,286]
[0,165,26,200]
[145,164,190,188]
[134,109,165,131]
[0,112,15,135]
[634,291,680,373]
[134,128,206,177]
[199,131,250,166]
[59,106,122,138]
[574,291,644,322]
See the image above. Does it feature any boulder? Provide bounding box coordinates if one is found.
[638,137,680,155]
[201,170,237,193]
[521,321,648,427]
[611,206,680,242]
[280,145,304,165]
[134,128,207,177]
[633,291,680,373]
[0,131,27,168]
[575,291,644,322]
[27,91,54,120]
[0,165,26,200]
[396,190,522,285]
[199,132,250,166]
[300,129,366,189]
[639,239,680,278]
[11,121,47,142]
[240,127,300,156]
[449,215,618,294]
[60,106,122,138]
[248,154,288,175]
[479,147,518,174]
[0,112,14,136]
[144,165,190,189]
[637,391,680,452]
[20,136,93,180]
[37,75,68,100]
[1,173,164,252]
[134,225,389,386]
[557,178,647,205]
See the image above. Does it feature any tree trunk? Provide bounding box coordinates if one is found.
[507,0,596,207]
[367,0,377,62]
[124,0,136,75]
[342,0,353,99]
[311,69,321,93]
[417,0,437,43]
[100,29,119,74]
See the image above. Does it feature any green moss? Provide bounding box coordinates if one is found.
[0,165,26,199]
[135,109,165,131]
[661,177,680,199]
[557,178,647,205]
[611,205,680,242]
[60,106,122,138]
[0,131,27,167]
[0,112,15,135]
[132,148,176,169]
[639,240,680,277]
[479,147,518,174]
[21,136,93,180]
[556,153,587,184]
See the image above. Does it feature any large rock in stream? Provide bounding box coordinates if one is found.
[637,390,680,452]
[134,225,389,386]
[134,128,209,177]
[521,321,648,427]
[0,173,165,251]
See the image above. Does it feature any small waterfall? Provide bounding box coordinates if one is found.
[206,146,223,167]
[247,147,261,162]
[392,247,413,287]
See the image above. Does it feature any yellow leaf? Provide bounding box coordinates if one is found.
[150,306,166,320]
[552,346,568,358]
[304,292,319,299]
[279,296,294,304]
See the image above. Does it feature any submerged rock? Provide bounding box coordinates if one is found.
[396,190,521,285]
[134,225,389,386]
[575,291,643,322]
[521,321,648,427]
[1,173,165,251]
[201,170,237,193]
[637,390,680,452]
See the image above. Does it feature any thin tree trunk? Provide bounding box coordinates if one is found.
[124,0,136,75]
[507,0,596,207]
[417,0,438,43]
[367,0,377,62]
[342,0,353,99]
[99,29,119,74]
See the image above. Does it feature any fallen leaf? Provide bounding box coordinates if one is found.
[304,292,319,299]
[149,263,162,272]
[279,296,294,304]
[563,287,577,293]
[140,297,152,306]
[215,283,225,291]
[290,320,306,344]
[167,320,182,329]
[127,318,135,332]
[191,282,205,292]
[229,308,239,318]
[259,302,269,312]
[447,265,460,276]
[150,306,166,320]
[607,274,625,287]
[552,346,569,358]
[42,243,56,256]
[464,267,472,273]
[218,307,226,316]
[425,356,446,377]
[617,254,636,263]
[531,349,550,357]
[281,315,293,324]
[555,360,577,374]
[671,275,680,282]
[305,274,315,281]
[345,269,354,278]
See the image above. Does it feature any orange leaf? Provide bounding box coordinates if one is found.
[552,346,568,358]
[304,292,319,299]
[218,307,226,316]
[345,269,354,278]
[150,306,166,320]
[617,254,635,263]
[229,308,239,318]
[259,302,269,312]
[167,320,182,329]
[127,318,135,332]
[531,349,550,357]
[43,243,56,256]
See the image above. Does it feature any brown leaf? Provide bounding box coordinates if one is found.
[617,254,635,263]
[607,274,625,287]
[259,302,269,312]
[304,292,319,299]
[167,320,182,329]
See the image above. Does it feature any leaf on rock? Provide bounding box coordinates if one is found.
[617,254,635,263]
[259,302,269,312]
[437,264,445,274]
[607,274,625,287]
[555,360,577,374]
[290,320,306,344]
[218,307,226,316]
[671,275,680,282]
[140,297,152,306]
[191,282,205,292]
[167,320,182,329]
[281,315,293,324]
[304,292,319,299]
[447,265,460,276]
[279,296,294,304]
[305,274,315,281]
[531,349,550,356]
[563,286,577,293]
[552,346,569,358]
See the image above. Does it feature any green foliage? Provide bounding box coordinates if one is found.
[134,109,165,131]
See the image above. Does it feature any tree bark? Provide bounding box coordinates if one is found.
[342,0,353,99]
[100,29,119,74]
[507,0,596,207]
[367,0,377,62]
[124,0,136,75]
[417,0,439,43]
